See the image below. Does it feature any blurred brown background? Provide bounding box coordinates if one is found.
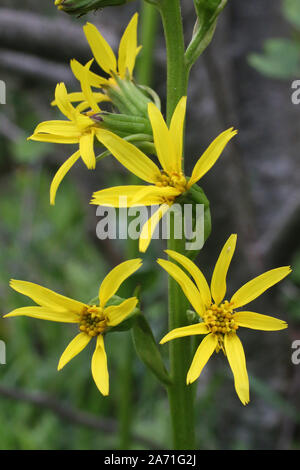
[0,0,299,450]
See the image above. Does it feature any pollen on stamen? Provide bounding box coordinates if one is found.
[156,171,187,193]
[204,301,238,337]
[79,306,107,337]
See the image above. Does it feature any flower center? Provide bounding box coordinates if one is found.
[156,171,187,193]
[204,301,238,335]
[204,301,239,353]
[79,306,107,337]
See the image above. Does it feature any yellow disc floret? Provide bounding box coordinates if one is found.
[203,300,239,353]
[79,305,107,337]
[156,170,187,193]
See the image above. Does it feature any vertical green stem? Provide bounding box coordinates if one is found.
[117,332,135,449]
[158,0,196,449]
[136,2,159,87]
[158,0,189,123]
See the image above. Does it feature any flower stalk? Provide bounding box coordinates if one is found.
[158,0,195,450]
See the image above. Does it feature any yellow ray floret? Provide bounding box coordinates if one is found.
[92,96,237,252]
[72,14,141,88]
[4,259,142,396]
[29,81,109,205]
[158,234,291,405]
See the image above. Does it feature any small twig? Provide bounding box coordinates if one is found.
[0,384,160,449]
[0,9,94,63]
[0,49,75,85]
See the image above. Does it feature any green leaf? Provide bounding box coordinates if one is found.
[248,38,300,79]
[132,314,172,386]
[283,0,300,29]
[187,1,227,67]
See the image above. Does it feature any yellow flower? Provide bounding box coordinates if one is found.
[4,259,142,396]
[91,97,237,252]
[71,13,141,88]
[158,234,291,405]
[29,81,109,205]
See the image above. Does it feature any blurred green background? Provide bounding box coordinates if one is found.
[0,0,300,450]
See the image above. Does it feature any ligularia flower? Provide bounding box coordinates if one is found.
[4,259,142,396]
[71,13,141,89]
[29,81,109,205]
[158,234,291,405]
[91,97,237,252]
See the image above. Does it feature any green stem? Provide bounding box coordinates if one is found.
[118,333,135,449]
[158,0,196,449]
[136,2,159,87]
[158,0,189,123]
[166,221,196,450]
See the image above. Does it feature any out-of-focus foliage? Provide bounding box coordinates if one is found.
[0,164,169,449]
[248,0,300,79]
[283,0,300,29]
[1,0,300,451]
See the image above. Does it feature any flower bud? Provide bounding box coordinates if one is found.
[194,0,227,25]
[95,113,153,137]
[55,0,132,15]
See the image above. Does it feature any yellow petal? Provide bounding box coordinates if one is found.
[157,258,205,317]
[70,59,107,87]
[160,323,209,344]
[139,204,170,253]
[83,23,117,76]
[188,128,238,187]
[211,234,237,305]
[79,131,96,170]
[9,279,85,314]
[95,129,161,183]
[75,60,101,113]
[4,306,79,323]
[165,249,211,307]
[105,297,138,327]
[169,97,187,174]
[186,333,217,384]
[91,335,109,396]
[29,133,79,144]
[58,332,91,370]
[50,150,81,205]
[234,311,288,331]
[132,185,180,206]
[34,121,81,137]
[118,13,139,79]
[231,266,291,309]
[61,91,110,105]
[224,332,249,405]
[75,101,91,114]
[75,92,110,113]
[52,92,86,105]
[99,259,142,307]
[55,82,76,121]
[148,102,176,174]
[91,185,161,207]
